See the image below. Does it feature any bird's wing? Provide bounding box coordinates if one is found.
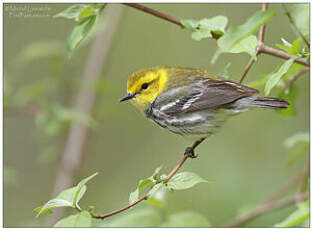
[157,78,259,115]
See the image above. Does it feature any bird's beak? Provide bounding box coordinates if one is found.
[119,93,136,102]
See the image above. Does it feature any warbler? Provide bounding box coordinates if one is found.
[120,66,289,157]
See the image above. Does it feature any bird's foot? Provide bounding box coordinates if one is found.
[184,146,198,158]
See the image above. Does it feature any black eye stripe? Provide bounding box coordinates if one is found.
[141,83,149,90]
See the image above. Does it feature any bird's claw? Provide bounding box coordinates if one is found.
[184,147,198,158]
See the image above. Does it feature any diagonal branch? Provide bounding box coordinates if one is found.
[239,3,267,83]
[222,192,309,227]
[282,4,310,47]
[223,163,310,227]
[91,139,204,219]
[91,154,190,219]
[123,3,222,39]
[265,163,310,203]
[123,3,182,27]
[285,67,309,94]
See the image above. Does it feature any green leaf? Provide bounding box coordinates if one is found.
[147,183,164,198]
[181,19,199,30]
[161,211,211,227]
[77,6,95,21]
[54,211,92,227]
[35,172,97,216]
[289,37,303,55]
[166,172,208,190]
[283,63,305,80]
[191,30,212,41]
[73,172,98,209]
[284,132,309,149]
[275,85,297,117]
[229,35,258,60]
[199,16,228,34]
[66,15,97,56]
[99,209,162,227]
[212,10,275,63]
[276,37,303,55]
[274,200,310,227]
[218,63,231,79]
[54,4,90,20]
[264,58,295,96]
[152,165,162,180]
[129,166,164,204]
[54,4,95,21]
[57,187,80,202]
[35,199,73,217]
[182,16,228,40]
[33,206,53,215]
[129,178,153,204]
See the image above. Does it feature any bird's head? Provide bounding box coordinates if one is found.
[120,67,168,111]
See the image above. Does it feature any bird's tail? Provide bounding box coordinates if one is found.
[235,96,289,109]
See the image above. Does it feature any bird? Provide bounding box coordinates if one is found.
[119,66,289,157]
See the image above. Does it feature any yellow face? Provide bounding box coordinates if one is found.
[122,68,168,111]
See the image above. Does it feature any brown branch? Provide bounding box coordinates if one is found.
[265,164,310,203]
[123,3,182,27]
[299,162,310,193]
[258,44,309,67]
[91,153,191,219]
[239,58,256,84]
[282,4,310,47]
[285,67,309,94]
[223,164,310,227]
[222,192,309,227]
[239,3,267,83]
[258,3,268,43]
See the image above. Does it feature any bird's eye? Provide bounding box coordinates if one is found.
[141,83,149,90]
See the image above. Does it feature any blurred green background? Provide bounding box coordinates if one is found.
[3,3,309,227]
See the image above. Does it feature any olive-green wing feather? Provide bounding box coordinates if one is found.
[159,78,259,115]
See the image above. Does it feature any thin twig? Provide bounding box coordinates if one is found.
[282,4,310,47]
[258,3,268,43]
[285,67,309,94]
[222,192,308,227]
[239,3,267,83]
[91,153,190,219]
[239,58,256,84]
[123,3,182,27]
